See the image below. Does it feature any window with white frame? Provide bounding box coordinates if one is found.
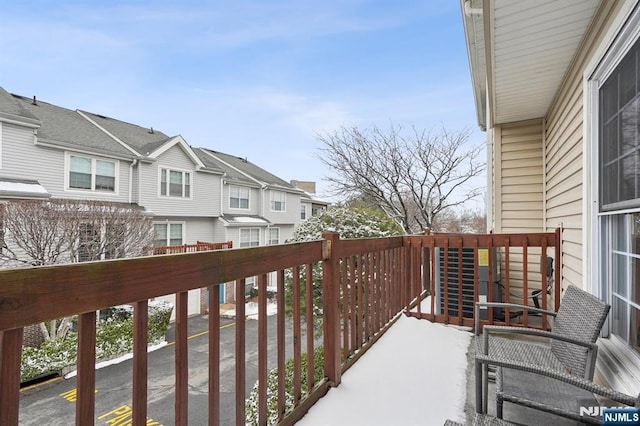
[230,185,249,209]
[267,228,279,245]
[300,204,307,220]
[68,154,117,192]
[240,227,259,295]
[77,223,100,262]
[270,191,286,211]
[154,223,183,247]
[598,34,640,355]
[240,228,260,247]
[160,168,191,198]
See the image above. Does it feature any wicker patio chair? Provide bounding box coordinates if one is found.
[444,413,518,425]
[474,285,610,414]
[492,358,639,424]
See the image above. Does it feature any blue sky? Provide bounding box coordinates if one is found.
[0,0,485,203]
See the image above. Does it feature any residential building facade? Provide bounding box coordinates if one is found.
[0,87,325,314]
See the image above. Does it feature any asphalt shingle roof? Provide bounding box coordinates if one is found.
[0,87,40,124]
[203,149,299,190]
[79,110,171,155]
[9,94,136,158]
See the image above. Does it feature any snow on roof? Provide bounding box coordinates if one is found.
[222,215,270,225]
[0,179,50,198]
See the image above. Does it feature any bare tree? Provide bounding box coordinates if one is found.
[317,124,485,233]
[0,199,155,340]
[431,207,487,233]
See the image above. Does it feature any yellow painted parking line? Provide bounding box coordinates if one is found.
[98,404,162,425]
[60,388,98,402]
[166,320,239,347]
[20,376,63,392]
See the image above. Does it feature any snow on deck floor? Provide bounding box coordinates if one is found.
[296,314,472,426]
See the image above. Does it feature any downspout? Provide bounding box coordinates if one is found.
[129,159,138,204]
[486,131,494,231]
[220,175,225,218]
[464,0,482,16]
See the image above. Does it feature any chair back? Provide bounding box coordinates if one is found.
[550,285,610,378]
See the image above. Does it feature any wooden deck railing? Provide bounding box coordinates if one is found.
[406,229,562,331]
[0,230,561,425]
[152,240,233,255]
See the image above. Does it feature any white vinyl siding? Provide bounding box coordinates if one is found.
[494,121,544,233]
[535,0,640,393]
[137,145,220,217]
[492,121,545,302]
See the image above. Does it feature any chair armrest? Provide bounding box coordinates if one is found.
[474,302,557,334]
[473,356,639,407]
[482,326,598,352]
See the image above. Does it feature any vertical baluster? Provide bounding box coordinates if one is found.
[235,279,246,426]
[0,328,24,426]
[276,270,286,422]
[305,263,315,392]
[258,274,268,426]
[292,266,302,402]
[208,285,220,426]
[175,292,188,425]
[77,312,97,426]
[133,301,148,426]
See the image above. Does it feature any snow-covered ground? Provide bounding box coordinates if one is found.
[296,313,472,426]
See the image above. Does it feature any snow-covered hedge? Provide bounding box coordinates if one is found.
[291,206,404,241]
[21,300,173,382]
[245,346,324,426]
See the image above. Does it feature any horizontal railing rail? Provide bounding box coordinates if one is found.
[151,240,233,255]
[0,230,561,425]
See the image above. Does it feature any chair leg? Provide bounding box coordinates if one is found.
[475,359,484,414]
[497,396,503,419]
[482,363,488,413]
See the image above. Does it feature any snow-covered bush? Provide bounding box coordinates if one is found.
[20,301,173,382]
[291,206,404,241]
[285,207,404,330]
[245,346,324,425]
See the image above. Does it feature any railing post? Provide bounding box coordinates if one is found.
[322,232,341,386]
[0,328,23,426]
[76,312,97,426]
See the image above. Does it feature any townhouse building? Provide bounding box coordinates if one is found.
[0,86,327,315]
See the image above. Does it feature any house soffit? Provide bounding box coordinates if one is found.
[465,0,602,127]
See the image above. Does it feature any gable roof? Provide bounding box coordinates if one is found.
[0,88,41,127]
[195,148,258,187]
[78,110,171,156]
[202,149,303,193]
[8,94,136,159]
[461,0,602,129]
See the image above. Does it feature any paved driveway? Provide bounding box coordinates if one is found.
[19,314,302,425]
